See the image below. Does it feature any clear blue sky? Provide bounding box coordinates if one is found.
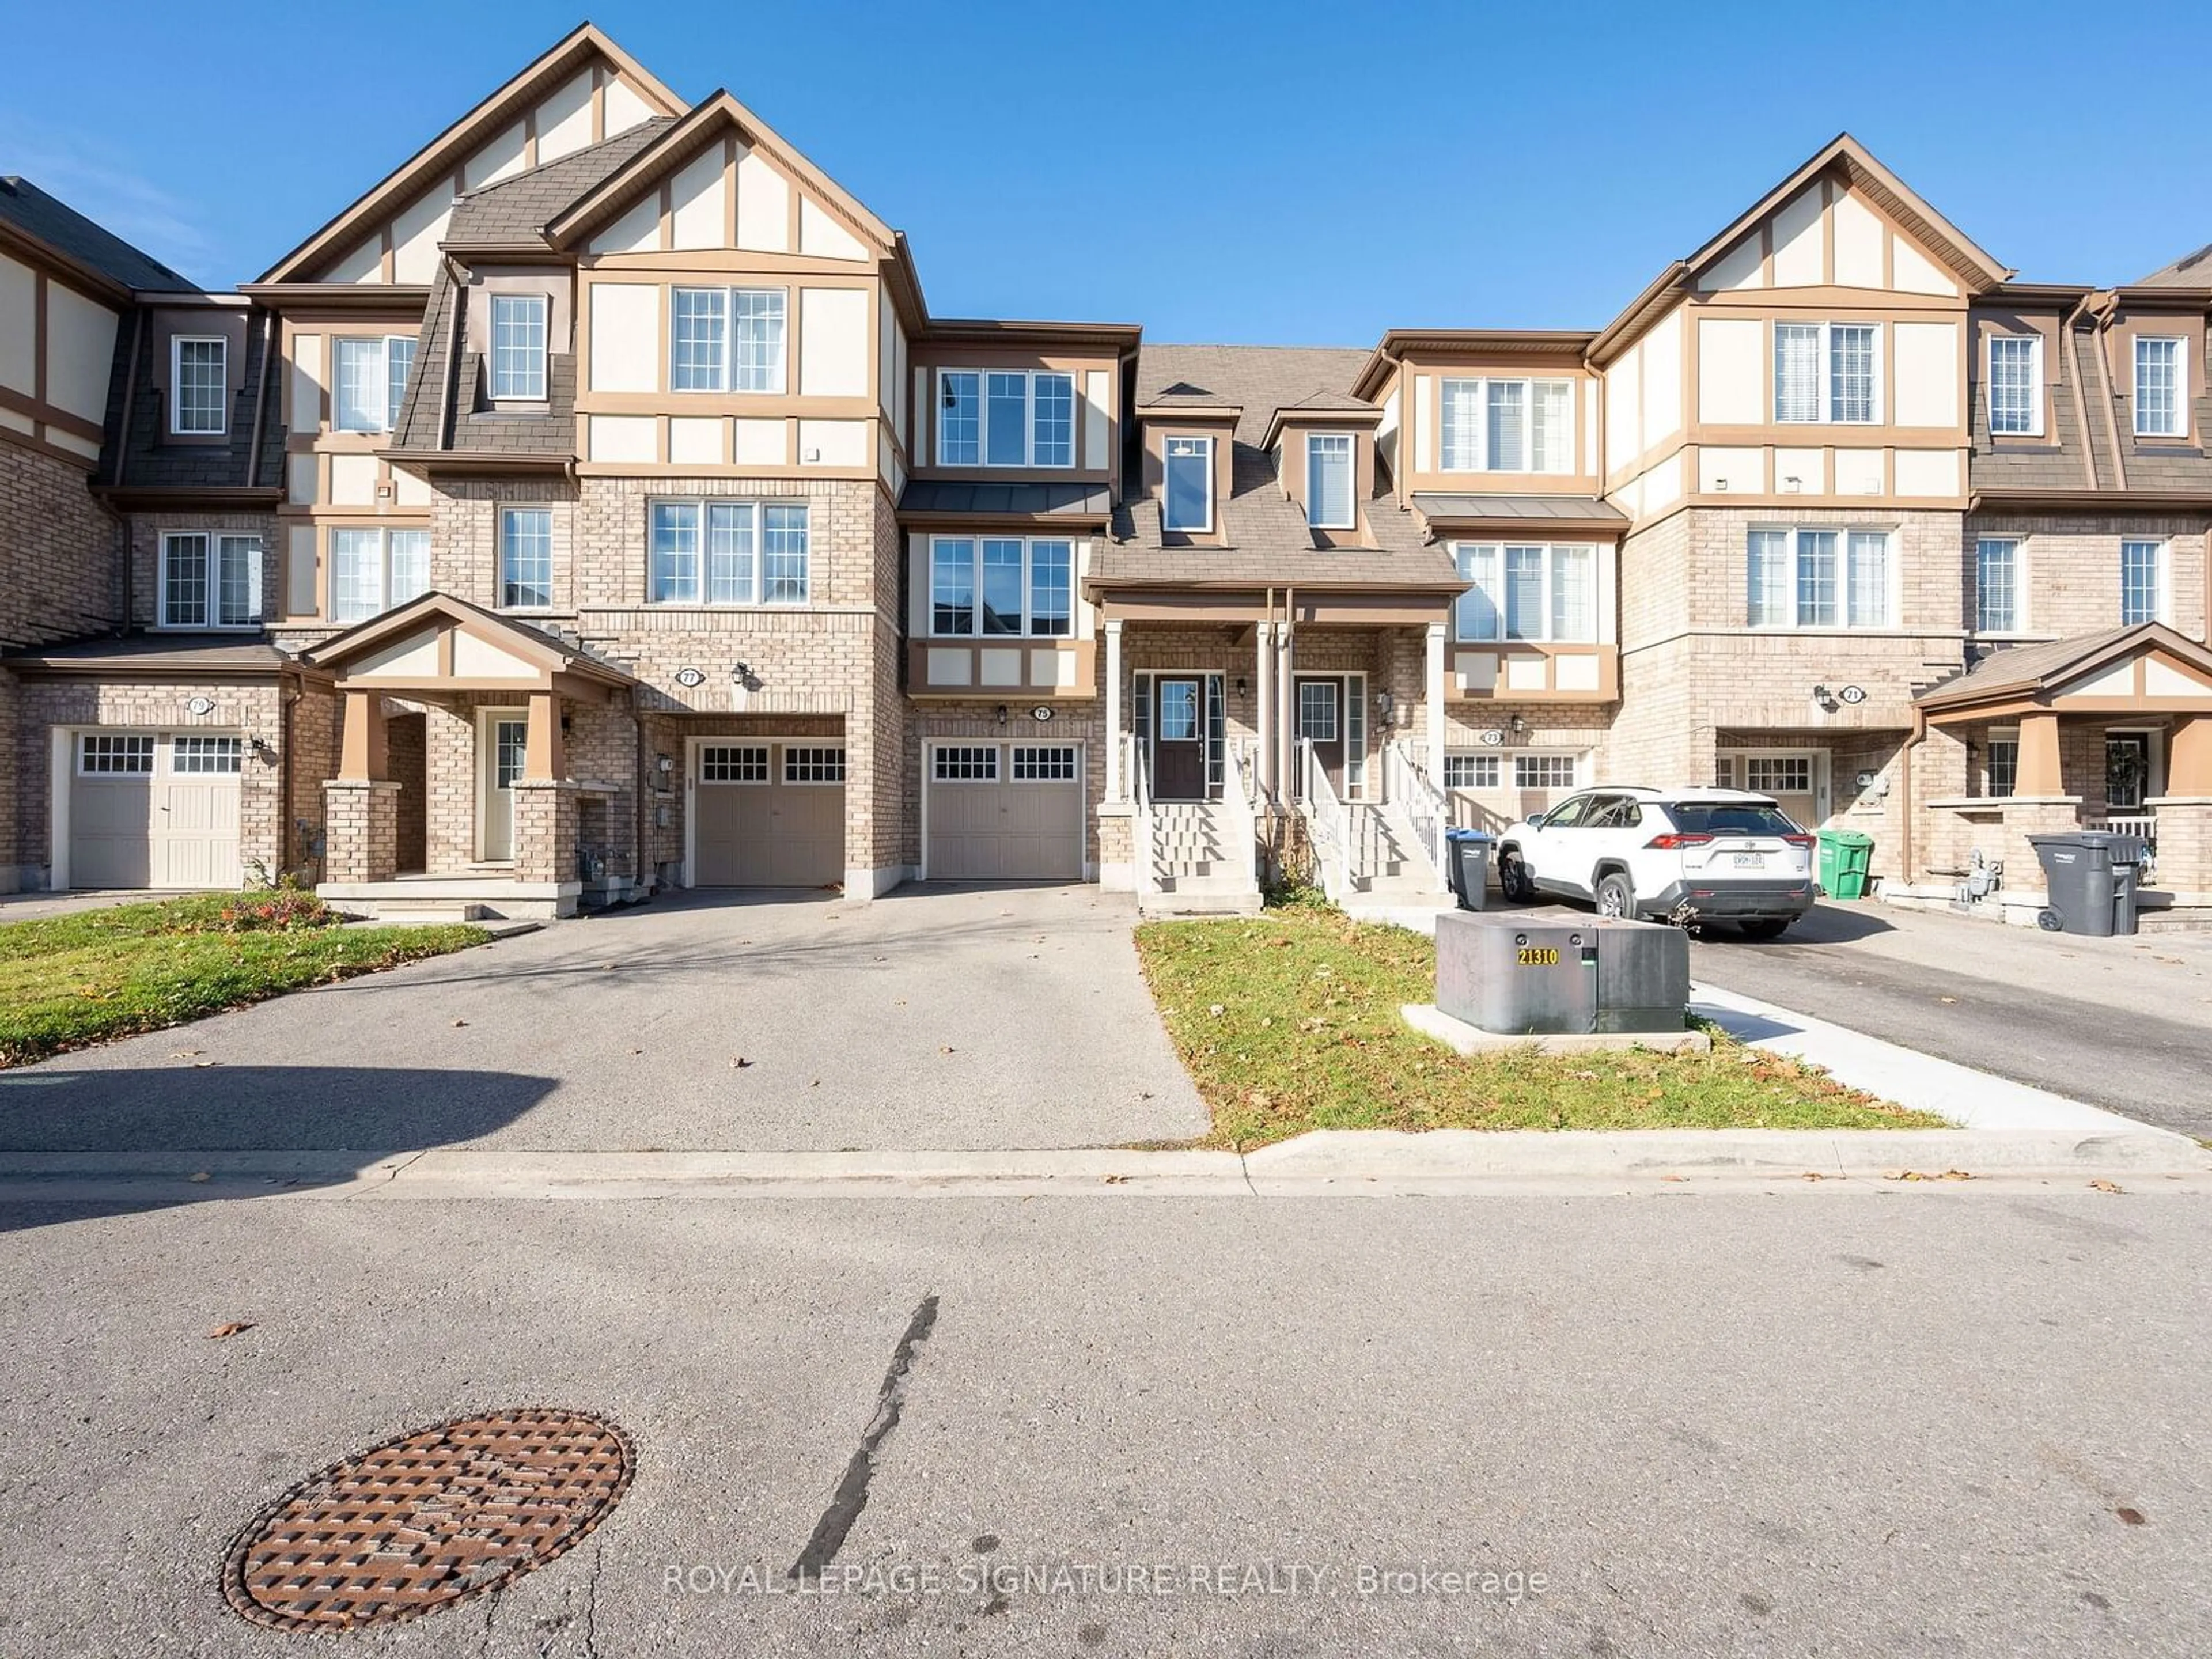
[7,1,2210,342]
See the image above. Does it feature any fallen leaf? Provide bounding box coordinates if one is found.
[1883,1169,1922,1181]
[1661,1174,1688,1183]
[187,1171,212,1184]
[452,1018,468,1028]
[602,963,619,971]
[1209,1003,1225,1017]
[1801,1172,1830,1181]
[810,1078,820,1088]
[628,1048,643,1056]
[1940,1169,1975,1181]
[192,1059,218,1069]
[206,1321,253,1340]
[730,1056,752,1069]
[169,1049,202,1059]
[939,1045,956,1055]
[1102,1173,1130,1185]
[2089,1178,2124,1194]
[1937,996,1958,1005]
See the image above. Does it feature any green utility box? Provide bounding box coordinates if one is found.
[1816,829,1876,899]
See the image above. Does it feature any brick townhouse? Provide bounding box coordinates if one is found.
[4,25,2210,924]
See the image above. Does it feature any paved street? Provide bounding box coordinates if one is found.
[1691,902,2212,1139]
[0,885,1205,1156]
[1,1186,2207,1657]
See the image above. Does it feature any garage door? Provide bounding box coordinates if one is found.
[926,743,1082,881]
[693,742,845,887]
[68,732,243,889]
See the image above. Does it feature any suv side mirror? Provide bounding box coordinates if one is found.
[1524,812,1546,828]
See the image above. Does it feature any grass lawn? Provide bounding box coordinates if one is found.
[0,893,486,1069]
[1133,893,1945,1148]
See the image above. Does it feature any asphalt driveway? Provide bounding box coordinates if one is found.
[0,885,1207,1156]
[1690,902,2212,1139]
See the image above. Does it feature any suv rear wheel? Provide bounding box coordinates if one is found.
[1594,871,1635,920]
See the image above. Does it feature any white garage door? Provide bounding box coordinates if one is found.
[925,743,1082,881]
[68,732,243,889]
[692,742,846,887]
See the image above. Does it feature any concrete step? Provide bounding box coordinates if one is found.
[1140,889,1265,918]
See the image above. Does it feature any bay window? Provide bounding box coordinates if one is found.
[1306,434,1354,529]
[670,287,786,393]
[329,527,430,623]
[934,369,1076,466]
[2134,337,2184,437]
[171,337,228,435]
[1452,543,1598,642]
[1775,322,1879,423]
[1439,377,1574,472]
[648,501,809,604]
[332,335,419,432]
[928,536,1074,636]
[488,294,548,400]
[1162,435,1213,532]
[160,531,260,628]
[1986,335,2041,436]
[1747,527,1891,627]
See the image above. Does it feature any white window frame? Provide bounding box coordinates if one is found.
[925,535,1073,638]
[1162,435,1214,533]
[931,745,1001,782]
[1305,433,1355,530]
[498,506,555,609]
[332,334,418,433]
[1449,541,1601,643]
[698,744,771,784]
[169,336,228,435]
[1513,753,1580,791]
[156,531,262,630]
[1974,536,2024,634]
[1442,753,1501,790]
[2133,336,2187,438]
[77,733,156,775]
[1773,321,1883,425]
[328,525,431,623]
[171,735,243,775]
[782,746,847,785]
[1010,744,1078,782]
[647,499,810,607]
[1986,334,2043,437]
[669,286,788,395]
[931,368,1075,467]
[2120,537,2168,626]
[1745,526,1894,630]
[1985,730,2019,800]
[1437,377,1575,474]
[488,294,549,402]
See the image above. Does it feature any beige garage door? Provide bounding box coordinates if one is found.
[926,743,1082,881]
[68,732,243,889]
[693,743,846,887]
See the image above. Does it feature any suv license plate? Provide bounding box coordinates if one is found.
[1731,853,1764,868]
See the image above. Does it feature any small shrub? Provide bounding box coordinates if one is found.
[210,889,336,933]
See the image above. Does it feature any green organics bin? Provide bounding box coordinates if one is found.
[1815,829,1875,899]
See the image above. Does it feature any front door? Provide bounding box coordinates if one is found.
[480,713,527,861]
[1152,677,1207,801]
[2107,732,2152,811]
[1296,677,1344,796]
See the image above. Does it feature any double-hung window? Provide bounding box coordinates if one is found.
[1987,335,2041,436]
[1986,736,2018,800]
[1306,434,1354,529]
[669,286,787,392]
[488,295,548,400]
[1438,377,1574,472]
[1774,322,1880,424]
[647,501,809,605]
[332,335,419,433]
[927,536,1074,637]
[499,507,554,608]
[171,337,228,435]
[1162,435,1213,532]
[2120,539,2165,625]
[160,532,260,627]
[1746,527,1891,628]
[1975,537,2020,633]
[329,527,431,623]
[934,369,1077,467]
[2134,337,2185,437]
[1451,543,1599,642]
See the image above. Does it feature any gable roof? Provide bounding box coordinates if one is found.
[444,119,678,247]
[257,24,686,283]
[544,89,896,255]
[1915,623,2212,712]
[2134,243,2212,290]
[0,176,196,297]
[305,590,635,687]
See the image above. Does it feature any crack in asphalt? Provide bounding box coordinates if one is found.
[787,1292,940,1582]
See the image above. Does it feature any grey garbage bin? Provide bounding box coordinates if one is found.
[1444,830,1493,911]
[2028,831,2146,937]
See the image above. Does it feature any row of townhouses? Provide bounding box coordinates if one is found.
[4,25,2210,925]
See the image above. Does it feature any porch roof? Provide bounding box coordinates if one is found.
[304,591,637,696]
[1915,623,2212,720]
[2,632,296,678]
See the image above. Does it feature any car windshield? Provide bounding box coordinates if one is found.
[1668,802,1802,835]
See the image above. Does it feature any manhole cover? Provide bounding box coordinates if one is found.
[221,1407,634,1631]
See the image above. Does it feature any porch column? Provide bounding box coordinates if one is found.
[524,688,565,782]
[2016,712,2063,797]
[2170,714,2212,795]
[1278,623,1297,800]
[1424,622,1448,786]
[1253,620,1275,794]
[327,688,397,885]
[338,688,388,782]
[1103,620,1123,801]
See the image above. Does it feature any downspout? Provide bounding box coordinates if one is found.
[437,257,465,452]
[244,308,275,489]
[631,684,650,895]
[1899,704,1925,887]
[2059,293,2099,490]
[108,310,145,632]
[2088,292,2128,491]
[280,669,302,881]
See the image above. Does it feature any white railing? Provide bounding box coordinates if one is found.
[2088,812,2158,878]
[1130,733,1157,899]
[1298,737,1351,903]
[1388,740,1449,892]
[1223,743,1261,893]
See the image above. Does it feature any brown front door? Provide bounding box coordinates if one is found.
[1152,677,1207,801]
[1296,677,1344,794]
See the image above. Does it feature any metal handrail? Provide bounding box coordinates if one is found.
[1299,737,1350,902]
[1130,733,1156,898]
[1222,743,1261,893]
[1389,739,1449,891]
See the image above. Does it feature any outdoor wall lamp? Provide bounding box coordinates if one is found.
[249,736,276,763]
[1236,676,1248,697]
[1509,714,1527,736]
[995,704,1009,726]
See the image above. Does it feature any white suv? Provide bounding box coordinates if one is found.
[1494,787,1817,939]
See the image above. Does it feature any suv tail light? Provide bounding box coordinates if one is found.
[1645,832,1714,849]
[1782,833,1816,847]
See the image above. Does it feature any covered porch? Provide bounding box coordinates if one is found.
[304,594,642,920]
[1904,624,2212,924]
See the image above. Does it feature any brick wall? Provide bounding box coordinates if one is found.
[1963,512,2210,642]
[124,510,281,628]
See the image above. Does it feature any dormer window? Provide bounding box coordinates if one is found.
[170,336,228,435]
[489,294,548,402]
[935,370,1075,467]
[1986,334,2041,437]
[1306,434,1354,530]
[1163,436,1213,532]
[2135,336,2185,437]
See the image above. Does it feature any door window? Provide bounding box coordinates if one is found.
[2107,734,2150,810]
[1158,681,1199,741]
[494,720,527,788]
[1297,681,1338,742]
